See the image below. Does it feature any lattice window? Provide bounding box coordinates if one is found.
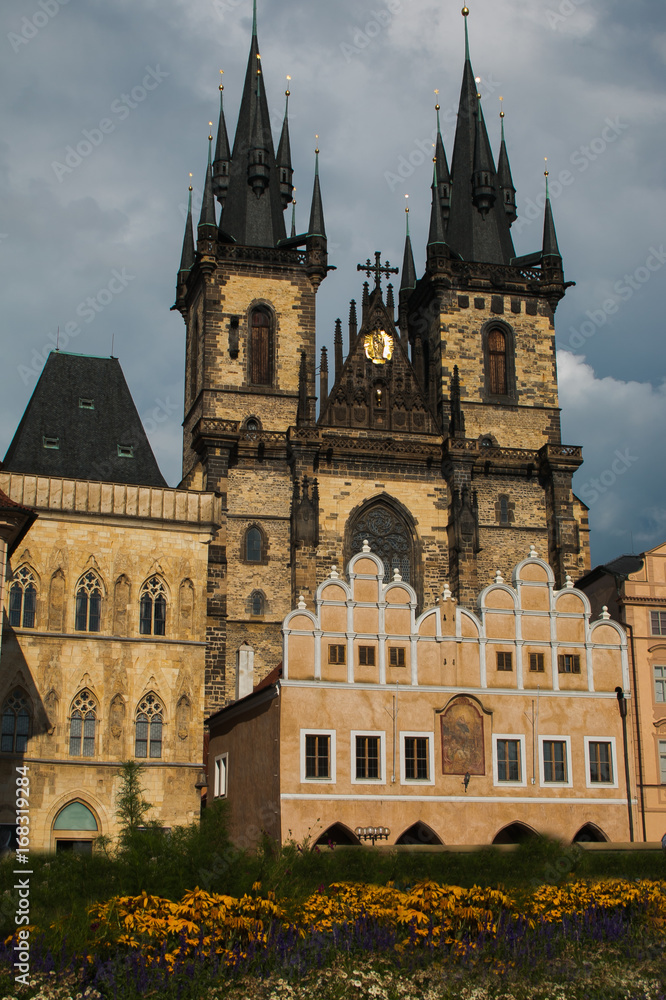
[69,690,96,757]
[349,505,412,584]
[75,572,102,633]
[135,693,163,758]
[1,689,31,753]
[139,577,167,636]
[9,567,37,629]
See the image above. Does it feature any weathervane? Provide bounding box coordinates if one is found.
[357,251,399,291]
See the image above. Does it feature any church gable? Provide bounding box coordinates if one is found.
[319,283,438,436]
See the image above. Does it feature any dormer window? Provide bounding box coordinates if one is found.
[117,445,134,459]
[43,436,59,450]
[79,398,94,410]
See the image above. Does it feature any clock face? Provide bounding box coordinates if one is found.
[364,329,394,365]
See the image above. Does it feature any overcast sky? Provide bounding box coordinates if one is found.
[1,0,664,569]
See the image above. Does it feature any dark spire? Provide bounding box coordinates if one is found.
[276,85,294,210]
[471,100,496,216]
[308,146,326,237]
[218,10,287,248]
[212,79,231,207]
[445,8,515,264]
[179,185,195,276]
[542,168,562,261]
[401,206,417,292]
[198,133,218,237]
[386,283,395,316]
[349,300,358,346]
[448,365,466,438]
[428,160,447,247]
[362,281,370,317]
[435,101,452,222]
[290,198,297,238]
[497,102,517,225]
[334,318,343,379]
[320,346,329,409]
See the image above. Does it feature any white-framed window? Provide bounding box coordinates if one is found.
[300,729,336,783]
[659,741,666,785]
[214,753,228,798]
[584,737,618,789]
[492,734,527,787]
[351,730,385,784]
[538,735,573,787]
[654,666,666,704]
[400,731,435,785]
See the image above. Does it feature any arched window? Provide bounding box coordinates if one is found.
[69,690,97,757]
[135,693,163,758]
[249,308,272,386]
[1,689,32,753]
[139,577,167,636]
[487,328,508,396]
[499,496,509,524]
[245,526,263,563]
[250,591,264,616]
[348,502,414,585]
[75,572,102,633]
[9,567,37,629]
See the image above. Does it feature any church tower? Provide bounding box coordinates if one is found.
[173,1,328,711]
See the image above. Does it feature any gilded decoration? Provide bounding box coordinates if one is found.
[364,329,394,365]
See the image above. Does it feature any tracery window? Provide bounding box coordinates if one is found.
[139,577,167,636]
[349,504,412,584]
[9,567,37,629]
[249,308,272,386]
[488,328,508,395]
[245,526,264,563]
[75,572,102,633]
[135,693,163,758]
[1,689,32,753]
[69,690,97,757]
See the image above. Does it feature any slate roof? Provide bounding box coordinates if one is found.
[2,352,167,488]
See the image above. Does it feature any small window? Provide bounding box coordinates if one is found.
[543,740,567,783]
[355,735,380,780]
[558,654,581,674]
[359,646,375,666]
[488,328,508,395]
[43,436,60,449]
[79,398,94,410]
[499,496,509,525]
[654,666,666,704]
[328,644,346,665]
[404,736,429,780]
[497,652,513,672]
[250,308,272,386]
[245,418,259,432]
[214,754,228,798]
[1,689,32,754]
[305,734,330,779]
[69,690,96,757]
[497,738,521,782]
[75,572,102,633]
[250,591,264,616]
[139,577,167,636]
[245,527,263,563]
[9,567,37,629]
[389,647,406,668]
[530,653,545,673]
[588,741,613,784]
[651,611,666,636]
[659,741,666,785]
[135,693,163,759]
[117,445,134,459]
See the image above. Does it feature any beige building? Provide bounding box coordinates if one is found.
[207,546,634,848]
[578,543,666,842]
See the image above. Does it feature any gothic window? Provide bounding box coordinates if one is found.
[69,690,97,757]
[244,526,265,563]
[249,590,265,616]
[348,502,413,585]
[1,689,32,753]
[135,693,163,759]
[488,328,507,395]
[75,572,102,633]
[249,308,272,386]
[139,577,167,636]
[9,567,37,629]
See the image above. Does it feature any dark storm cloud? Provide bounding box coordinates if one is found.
[1,0,665,568]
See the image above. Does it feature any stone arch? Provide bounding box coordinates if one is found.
[344,494,420,603]
[315,823,360,847]
[492,822,540,845]
[395,822,443,846]
[48,569,66,632]
[573,823,608,843]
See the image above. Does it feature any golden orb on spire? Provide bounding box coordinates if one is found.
[462,6,469,16]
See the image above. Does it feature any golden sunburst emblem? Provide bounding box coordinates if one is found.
[364,328,394,365]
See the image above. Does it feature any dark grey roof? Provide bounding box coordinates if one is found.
[3,352,167,488]
[603,555,644,578]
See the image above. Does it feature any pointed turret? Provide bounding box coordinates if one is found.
[435,102,452,222]
[386,283,395,317]
[308,147,326,238]
[445,8,515,264]
[349,300,358,347]
[542,170,561,262]
[212,81,231,208]
[428,160,447,250]
[198,134,218,241]
[320,346,329,408]
[179,185,195,278]
[305,145,328,287]
[334,318,343,379]
[448,365,466,438]
[497,102,517,225]
[277,86,294,210]
[401,207,417,293]
[290,198,297,238]
[297,350,308,425]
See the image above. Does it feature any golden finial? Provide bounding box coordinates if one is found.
[286,74,291,97]
[315,133,319,154]
[405,193,409,213]
[220,69,224,92]
[544,156,549,177]
[499,95,504,119]
[462,6,469,15]
[208,121,213,141]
